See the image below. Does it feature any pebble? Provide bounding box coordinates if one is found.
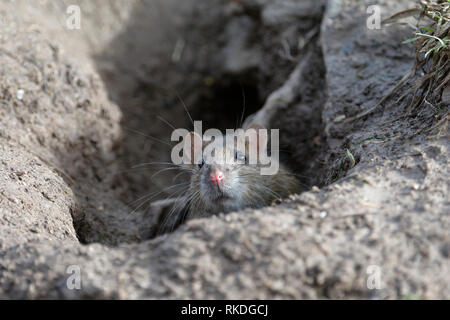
[334,114,346,123]
[17,89,25,100]
[9,197,19,204]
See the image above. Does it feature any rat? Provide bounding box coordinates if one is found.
[180,124,301,220]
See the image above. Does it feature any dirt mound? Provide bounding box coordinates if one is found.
[0,0,448,299]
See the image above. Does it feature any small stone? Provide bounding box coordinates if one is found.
[319,211,328,218]
[334,114,346,123]
[9,197,19,204]
[17,89,25,100]
[311,186,320,193]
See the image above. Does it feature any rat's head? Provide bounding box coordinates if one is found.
[185,125,268,214]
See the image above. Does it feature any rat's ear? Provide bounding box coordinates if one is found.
[183,131,203,165]
[246,124,268,154]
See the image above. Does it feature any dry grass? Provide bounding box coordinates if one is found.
[395,0,449,113]
[346,0,449,126]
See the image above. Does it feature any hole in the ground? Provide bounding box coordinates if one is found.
[190,76,262,131]
[80,1,329,244]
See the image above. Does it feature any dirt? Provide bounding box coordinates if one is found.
[0,0,448,299]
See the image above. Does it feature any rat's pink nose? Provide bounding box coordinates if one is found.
[210,170,225,183]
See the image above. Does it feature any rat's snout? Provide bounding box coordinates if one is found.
[209,169,225,184]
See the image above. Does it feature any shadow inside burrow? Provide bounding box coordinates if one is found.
[93,0,262,203]
[88,0,329,239]
[0,0,330,250]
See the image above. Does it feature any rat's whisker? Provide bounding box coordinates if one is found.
[128,182,190,208]
[131,162,182,169]
[175,91,194,128]
[239,81,246,128]
[158,189,198,234]
[124,127,173,148]
[172,170,191,182]
[128,184,191,220]
[151,166,187,180]
[156,114,177,130]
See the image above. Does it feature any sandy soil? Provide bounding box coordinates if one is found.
[0,0,448,299]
